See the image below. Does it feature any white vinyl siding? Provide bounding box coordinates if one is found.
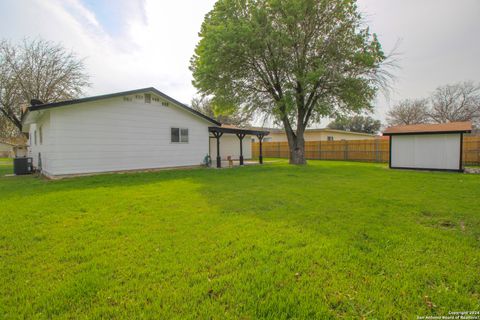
[28,113,53,173]
[390,133,461,170]
[36,96,211,176]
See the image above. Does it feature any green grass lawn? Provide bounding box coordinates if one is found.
[0,157,11,165]
[1,160,479,319]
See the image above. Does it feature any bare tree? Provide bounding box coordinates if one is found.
[386,99,430,126]
[429,81,480,125]
[191,96,252,127]
[0,39,89,133]
[0,116,18,139]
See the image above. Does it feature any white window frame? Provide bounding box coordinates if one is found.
[171,127,189,143]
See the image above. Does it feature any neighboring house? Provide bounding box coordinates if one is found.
[21,88,268,177]
[251,128,378,142]
[383,121,472,172]
[0,141,15,158]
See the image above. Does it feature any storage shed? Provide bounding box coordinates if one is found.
[383,122,472,172]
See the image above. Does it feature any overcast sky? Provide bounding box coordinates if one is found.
[1,0,479,125]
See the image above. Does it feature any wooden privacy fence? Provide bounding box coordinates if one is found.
[463,136,480,165]
[252,136,480,165]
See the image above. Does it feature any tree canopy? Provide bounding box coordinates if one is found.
[430,81,480,125]
[191,0,387,164]
[327,115,381,134]
[191,96,252,127]
[386,99,430,126]
[386,81,480,127]
[0,39,89,134]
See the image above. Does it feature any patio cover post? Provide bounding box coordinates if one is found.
[212,131,223,168]
[236,133,246,165]
[256,133,265,164]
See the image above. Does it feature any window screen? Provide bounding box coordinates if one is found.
[171,128,180,143]
[180,129,189,142]
[171,128,189,143]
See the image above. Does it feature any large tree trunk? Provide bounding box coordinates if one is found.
[284,124,306,165]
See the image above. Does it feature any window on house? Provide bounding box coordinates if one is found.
[34,130,37,145]
[180,128,189,143]
[39,126,43,144]
[171,128,189,143]
[144,94,151,103]
[327,136,334,141]
[171,128,180,142]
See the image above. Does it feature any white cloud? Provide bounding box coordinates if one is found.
[1,0,479,124]
[0,0,215,104]
[358,0,480,121]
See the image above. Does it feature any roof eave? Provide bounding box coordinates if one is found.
[383,129,472,136]
[27,87,221,126]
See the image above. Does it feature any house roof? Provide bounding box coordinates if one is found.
[0,140,15,146]
[0,139,26,147]
[383,121,472,135]
[24,87,221,126]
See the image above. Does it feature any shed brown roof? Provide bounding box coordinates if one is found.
[383,121,472,135]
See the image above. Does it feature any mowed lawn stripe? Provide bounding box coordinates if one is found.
[0,160,479,319]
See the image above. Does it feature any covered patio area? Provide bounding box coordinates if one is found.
[209,126,269,168]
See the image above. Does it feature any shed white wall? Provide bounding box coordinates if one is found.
[390,133,461,170]
[31,96,211,176]
[209,135,252,160]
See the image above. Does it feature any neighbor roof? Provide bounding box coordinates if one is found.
[25,87,221,126]
[247,127,377,136]
[0,140,16,146]
[383,121,472,135]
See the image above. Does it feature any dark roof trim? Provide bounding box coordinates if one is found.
[209,126,269,136]
[383,130,471,136]
[27,87,221,126]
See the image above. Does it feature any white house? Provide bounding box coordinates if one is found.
[383,121,472,172]
[22,88,268,177]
